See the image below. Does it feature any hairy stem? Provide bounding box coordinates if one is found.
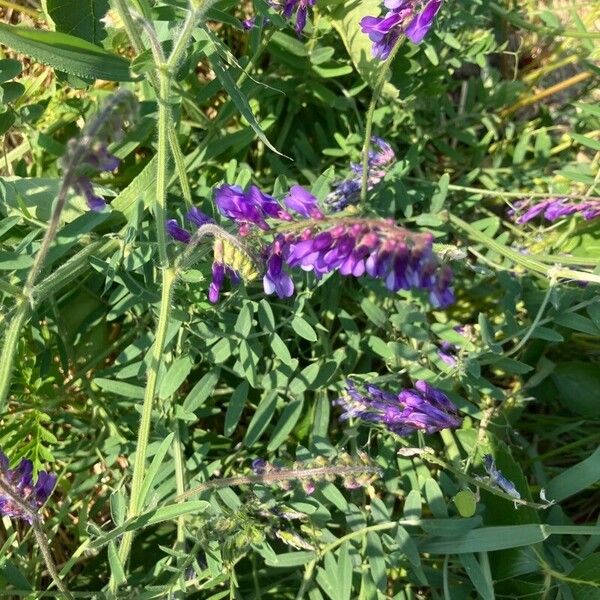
[32,520,74,600]
[360,40,404,204]
[113,268,177,586]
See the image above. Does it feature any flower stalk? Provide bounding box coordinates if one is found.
[360,39,404,204]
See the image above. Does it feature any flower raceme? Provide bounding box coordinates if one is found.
[167,181,454,306]
[361,0,443,59]
[264,219,454,307]
[0,450,56,523]
[335,379,461,436]
[510,197,600,224]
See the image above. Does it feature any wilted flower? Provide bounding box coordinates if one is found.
[361,0,443,59]
[264,219,454,307]
[327,137,396,211]
[510,197,600,223]
[335,379,461,435]
[483,454,520,500]
[0,451,56,523]
[63,90,136,212]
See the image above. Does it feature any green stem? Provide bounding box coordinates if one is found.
[448,213,600,285]
[155,69,170,268]
[113,267,176,586]
[505,279,554,357]
[360,40,404,204]
[0,302,28,406]
[32,520,74,600]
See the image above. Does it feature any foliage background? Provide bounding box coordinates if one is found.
[0,0,599,597]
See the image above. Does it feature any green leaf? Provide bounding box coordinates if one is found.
[107,542,126,585]
[200,30,285,157]
[459,553,495,600]
[0,23,132,81]
[454,490,478,518]
[264,551,317,567]
[267,398,304,451]
[159,356,194,399]
[568,553,600,599]
[224,381,249,437]
[545,446,600,503]
[243,390,277,447]
[182,368,220,413]
[551,362,600,417]
[0,58,22,83]
[93,378,145,399]
[291,316,318,342]
[138,433,175,509]
[420,525,600,554]
[45,0,109,45]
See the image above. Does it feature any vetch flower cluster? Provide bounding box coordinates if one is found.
[510,197,600,224]
[0,450,56,523]
[361,0,443,59]
[335,379,461,436]
[327,137,396,211]
[168,178,453,306]
[265,219,454,306]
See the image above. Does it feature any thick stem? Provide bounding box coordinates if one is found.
[360,40,404,204]
[113,268,176,586]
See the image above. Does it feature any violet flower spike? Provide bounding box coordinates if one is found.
[334,379,461,436]
[0,450,56,523]
[405,0,443,44]
[512,197,600,223]
[264,220,454,306]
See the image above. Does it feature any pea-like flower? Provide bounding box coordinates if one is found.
[0,451,56,523]
[510,197,600,223]
[483,454,520,500]
[335,379,461,436]
[270,0,315,35]
[264,219,454,307]
[361,0,443,60]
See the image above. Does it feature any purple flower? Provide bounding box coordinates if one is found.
[405,0,443,44]
[360,10,405,60]
[186,207,214,227]
[483,455,520,499]
[263,236,295,298]
[272,0,315,35]
[511,197,600,223]
[214,184,270,232]
[0,450,56,523]
[360,0,443,60]
[264,220,454,306]
[284,185,324,219]
[166,219,192,243]
[214,184,292,233]
[73,176,108,212]
[208,239,243,304]
[166,208,214,244]
[242,17,256,30]
[335,379,461,436]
